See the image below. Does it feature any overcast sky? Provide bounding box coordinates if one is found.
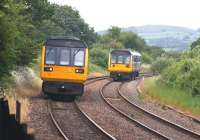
[48,0,200,31]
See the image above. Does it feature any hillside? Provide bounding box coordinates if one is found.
[99,25,200,51]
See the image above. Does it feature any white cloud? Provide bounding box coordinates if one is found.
[48,0,200,31]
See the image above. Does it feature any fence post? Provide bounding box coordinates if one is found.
[16,100,21,123]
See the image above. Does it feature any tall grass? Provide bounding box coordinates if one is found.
[141,77,200,116]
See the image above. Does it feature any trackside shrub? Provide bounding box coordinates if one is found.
[141,52,153,64]
[160,58,200,96]
[89,46,109,68]
[151,57,173,73]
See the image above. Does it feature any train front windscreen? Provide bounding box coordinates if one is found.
[45,47,85,67]
[111,51,131,64]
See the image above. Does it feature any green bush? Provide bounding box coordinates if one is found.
[89,63,107,74]
[161,58,200,95]
[143,77,200,115]
[89,45,109,68]
[141,52,153,64]
[151,57,173,73]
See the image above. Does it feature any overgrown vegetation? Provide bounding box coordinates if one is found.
[151,41,200,96]
[0,0,97,89]
[142,77,200,116]
[160,46,200,95]
[142,37,200,115]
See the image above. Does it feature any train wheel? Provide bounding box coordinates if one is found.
[42,82,48,98]
[136,71,139,77]
[114,76,118,81]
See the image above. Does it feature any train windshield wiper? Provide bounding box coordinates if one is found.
[73,49,81,57]
[46,48,54,57]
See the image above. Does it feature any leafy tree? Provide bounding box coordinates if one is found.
[89,46,109,68]
[119,32,146,52]
[0,0,53,88]
[25,0,54,25]
[0,0,26,86]
[191,37,200,50]
[40,4,97,45]
[108,26,121,40]
[144,45,164,59]
[151,57,173,73]
[141,52,153,64]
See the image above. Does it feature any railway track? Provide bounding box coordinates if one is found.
[48,76,116,140]
[100,81,170,140]
[100,79,200,140]
[48,100,69,140]
[137,76,200,124]
[120,81,200,137]
[85,75,110,85]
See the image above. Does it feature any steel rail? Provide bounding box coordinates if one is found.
[85,76,110,85]
[100,81,170,140]
[48,100,70,140]
[74,100,117,140]
[48,77,116,140]
[118,81,200,139]
[137,76,200,124]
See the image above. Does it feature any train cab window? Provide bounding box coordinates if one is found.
[60,48,70,65]
[72,48,85,66]
[124,56,130,64]
[45,47,56,65]
[111,55,117,64]
[118,56,123,64]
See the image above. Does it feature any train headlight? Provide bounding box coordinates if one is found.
[75,69,84,74]
[44,67,53,72]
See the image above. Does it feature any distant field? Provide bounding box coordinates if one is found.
[163,47,182,51]
[140,77,200,116]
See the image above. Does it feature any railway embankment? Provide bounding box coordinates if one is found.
[138,77,200,120]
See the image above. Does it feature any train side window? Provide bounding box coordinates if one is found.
[134,56,140,62]
[60,48,70,65]
[45,47,56,65]
[72,48,85,66]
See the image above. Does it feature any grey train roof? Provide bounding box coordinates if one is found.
[45,36,87,48]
